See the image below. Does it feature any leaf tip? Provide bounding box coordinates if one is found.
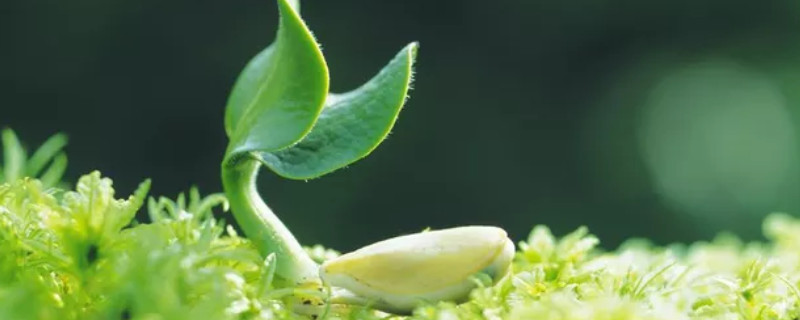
[52,132,69,143]
[408,41,420,57]
[277,0,300,16]
[403,42,420,64]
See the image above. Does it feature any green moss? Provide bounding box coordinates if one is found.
[2,170,800,319]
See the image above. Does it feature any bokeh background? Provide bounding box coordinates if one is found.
[3,0,800,252]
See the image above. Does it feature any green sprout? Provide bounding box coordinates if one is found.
[220,0,416,287]
[219,0,513,313]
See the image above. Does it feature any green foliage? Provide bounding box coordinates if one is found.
[224,0,328,157]
[223,0,417,180]
[219,0,418,286]
[408,222,800,320]
[256,44,417,179]
[0,172,280,319]
[5,171,800,318]
[0,128,68,188]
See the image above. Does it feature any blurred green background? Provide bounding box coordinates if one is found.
[3,0,800,252]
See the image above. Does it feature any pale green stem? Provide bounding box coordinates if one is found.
[222,157,319,285]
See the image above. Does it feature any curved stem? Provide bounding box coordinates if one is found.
[222,157,319,285]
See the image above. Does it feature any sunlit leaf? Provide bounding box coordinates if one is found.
[39,153,67,188]
[0,129,68,187]
[25,133,67,178]
[225,0,328,155]
[257,43,418,179]
[2,129,26,183]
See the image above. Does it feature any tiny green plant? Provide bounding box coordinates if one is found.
[6,0,800,319]
[1,128,68,188]
[219,0,513,313]
[221,0,416,286]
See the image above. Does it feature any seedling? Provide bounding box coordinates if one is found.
[220,0,513,312]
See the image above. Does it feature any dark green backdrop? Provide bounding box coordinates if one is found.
[4,0,800,252]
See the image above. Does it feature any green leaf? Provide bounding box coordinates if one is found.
[256,43,418,179]
[224,0,328,156]
[0,129,69,187]
[39,152,67,188]
[61,172,150,245]
[25,133,67,178]
[2,129,26,183]
[223,0,417,179]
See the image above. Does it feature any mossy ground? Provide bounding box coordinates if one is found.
[2,171,800,319]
